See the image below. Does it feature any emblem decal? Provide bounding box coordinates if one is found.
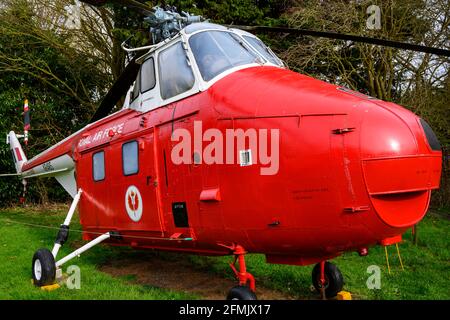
[125,185,143,222]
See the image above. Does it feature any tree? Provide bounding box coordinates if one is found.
[0,0,447,208]
[0,0,109,204]
[280,0,449,208]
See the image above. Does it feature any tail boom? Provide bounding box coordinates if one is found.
[4,131,77,197]
[6,131,27,174]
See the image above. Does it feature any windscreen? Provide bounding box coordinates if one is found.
[420,118,442,151]
[243,35,282,66]
[189,31,258,81]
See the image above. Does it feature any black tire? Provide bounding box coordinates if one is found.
[312,262,344,298]
[32,248,56,287]
[227,285,257,300]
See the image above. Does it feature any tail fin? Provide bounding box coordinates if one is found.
[6,131,27,174]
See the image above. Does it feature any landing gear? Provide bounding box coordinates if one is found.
[31,189,112,287]
[224,244,257,300]
[32,231,111,287]
[312,261,344,298]
[227,285,257,300]
[32,248,56,287]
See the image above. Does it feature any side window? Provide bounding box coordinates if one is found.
[122,141,139,176]
[93,151,105,182]
[141,57,156,93]
[131,70,141,101]
[159,42,195,100]
[243,35,282,66]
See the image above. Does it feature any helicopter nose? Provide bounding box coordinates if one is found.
[360,101,442,228]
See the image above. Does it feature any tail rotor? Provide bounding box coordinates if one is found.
[3,99,31,204]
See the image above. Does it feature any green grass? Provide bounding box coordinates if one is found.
[184,211,450,300]
[0,206,448,300]
[0,207,195,300]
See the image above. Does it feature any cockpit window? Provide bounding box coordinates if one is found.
[141,57,156,93]
[185,22,227,34]
[159,42,195,100]
[189,31,258,81]
[131,69,140,102]
[243,35,282,66]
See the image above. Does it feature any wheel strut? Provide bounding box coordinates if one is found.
[319,261,326,300]
[228,245,256,292]
[312,261,344,299]
[52,188,83,259]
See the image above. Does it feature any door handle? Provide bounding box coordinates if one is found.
[147,176,158,187]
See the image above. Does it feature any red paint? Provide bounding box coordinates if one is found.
[228,245,255,292]
[19,66,442,266]
[380,235,402,246]
[320,261,326,287]
[358,248,368,256]
[200,189,221,201]
[127,192,139,212]
[14,148,23,162]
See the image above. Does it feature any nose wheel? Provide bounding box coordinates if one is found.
[227,285,257,300]
[312,261,344,298]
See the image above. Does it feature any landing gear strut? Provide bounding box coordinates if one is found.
[312,261,344,298]
[31,189,112,287]
[225,244,257,300]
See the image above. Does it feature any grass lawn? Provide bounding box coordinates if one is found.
[0,206,448,300]
[0,206,195,300]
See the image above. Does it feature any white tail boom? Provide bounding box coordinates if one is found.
[6,131,27,174]
[3,131,77,198]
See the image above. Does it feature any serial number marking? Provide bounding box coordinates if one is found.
[42,162,54,172]
[178,304,271,318]
[222,304,271,316]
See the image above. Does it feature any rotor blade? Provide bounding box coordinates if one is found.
[79,0,153,15]
[235,26,450,57]
[89,57,140,123]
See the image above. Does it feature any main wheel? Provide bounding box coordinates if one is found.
[312,262,344,298]
[32,248,56,287]
[227,285,257,300]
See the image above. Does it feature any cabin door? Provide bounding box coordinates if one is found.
[77,150,106,229]
[113,132,164,232]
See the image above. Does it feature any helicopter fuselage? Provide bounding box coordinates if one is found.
[20,64,442,266]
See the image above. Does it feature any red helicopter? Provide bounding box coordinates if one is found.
[1,0,445,299]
